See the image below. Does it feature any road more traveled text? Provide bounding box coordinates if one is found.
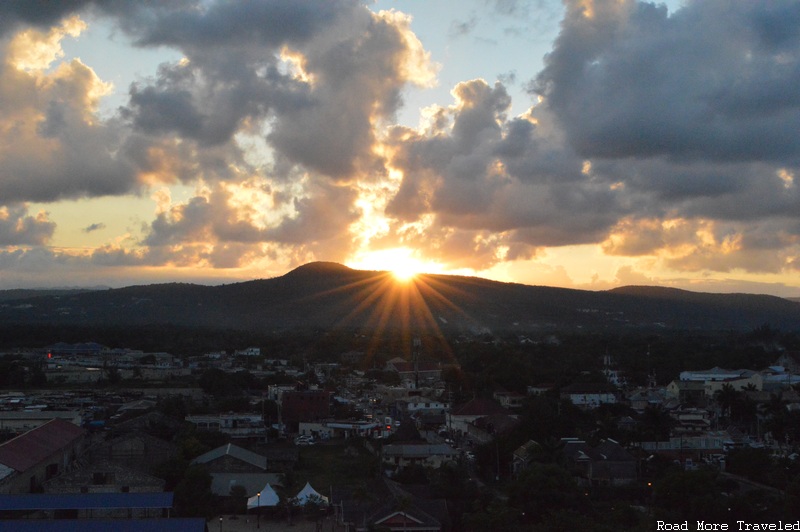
[657,521,800,531]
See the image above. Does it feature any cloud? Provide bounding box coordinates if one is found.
[0,1,95,37]
[383,78,622,270]
[117,1,436,181]
[1,0,799,293]
[449,16,478,38]
[0,18,139,203]
[533,0,800,163]
[83,222,106,233]
[374,0,800,276]
[0,204,55,245]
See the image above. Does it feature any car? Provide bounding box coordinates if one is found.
[464,451,476,461]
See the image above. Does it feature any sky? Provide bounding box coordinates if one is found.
[1,0,800,297]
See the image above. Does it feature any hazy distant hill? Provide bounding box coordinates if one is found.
[0,288,100,302]
[1,262,799,333]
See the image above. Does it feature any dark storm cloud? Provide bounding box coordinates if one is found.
[533,0,800,164]
[116,0,430,180]
[387,78,623,255]
[0,0,94,36]
[112,0,353,49]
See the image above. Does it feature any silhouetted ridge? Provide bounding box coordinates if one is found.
[2,263,799,332]
[282,261,358,278]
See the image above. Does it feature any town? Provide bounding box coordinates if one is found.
[0,327,799,531]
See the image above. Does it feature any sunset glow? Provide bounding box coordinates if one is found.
[0,0,798,297]
[346,248,447,282]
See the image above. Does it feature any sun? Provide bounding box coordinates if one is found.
[346,248,441,282]
[391,261,419,282]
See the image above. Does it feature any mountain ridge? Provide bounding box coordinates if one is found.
[1,262,798,333]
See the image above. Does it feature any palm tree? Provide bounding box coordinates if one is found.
[760,392,788,447]
[714,383,740,421]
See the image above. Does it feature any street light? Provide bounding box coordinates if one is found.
[218,516,222,532]
[257,491,261,529]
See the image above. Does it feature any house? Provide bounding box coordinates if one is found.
[280,390,332,429]
[87,431,178,475]
[493,391,525,409]
[0,419,86,493]
[638,430,731,464]
[384,358,444,386]
[773,351,800,374]
[184,413,265,438]
[190,443,282,497]
[333,477,450,531]
[43,458,165,505]
[381,443,456,471]
[560,383,618,409]
[512,440,540,476]
[679,367,746,382]
[627,388,667,413]
[0,410,83,436]
[468,413,521,444]
[446,398,507,435]
[670,407,713,434]
[396,398,449,420]
[703,371,763,396]
[562,438,637,486]
[298,420,382,440]
[665,380,706,406]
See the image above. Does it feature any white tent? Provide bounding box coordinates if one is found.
[247,483,280,509]
[294,482,329,505]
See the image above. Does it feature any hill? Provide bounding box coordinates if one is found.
[1,262,799,334]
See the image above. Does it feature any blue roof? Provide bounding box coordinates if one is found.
[0,518,205,532]
[0,492,173,511]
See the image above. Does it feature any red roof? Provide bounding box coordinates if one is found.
[0,419,84,472]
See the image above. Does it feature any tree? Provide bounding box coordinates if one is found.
[637,406,674,441]
[174,465,216,518]
[654,469,727,521]
[714,383,740,421]
[507,463,585,525]
[229,484,248,515]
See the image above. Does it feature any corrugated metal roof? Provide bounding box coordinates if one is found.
[0,492,173,511]
[0,419,84,472]
[0,518,204,532]
[191,443,267,470]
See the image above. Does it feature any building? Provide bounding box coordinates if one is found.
[280,390,332,429]
[562,438,637,486]
[298,420,381,440]
[665,380,706,405]
[333,478,450,532]
[190,444,281,497]
[235,347,261,357]
[0,411,83,436]
[447,398,507,435]
[493,391,525,409]
[381,443,457,471]
[0,419,86,494]
[184,413,265,439]
[560,383,618,409]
